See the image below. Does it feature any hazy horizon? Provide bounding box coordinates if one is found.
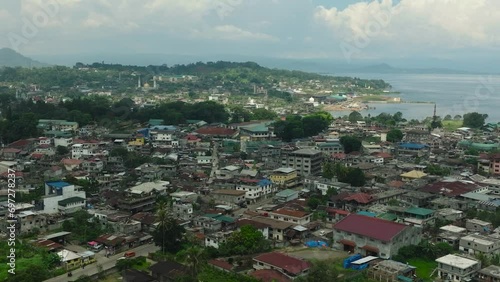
[1,0,499,72]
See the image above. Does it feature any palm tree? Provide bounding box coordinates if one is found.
[155,201,169,253]
[176,246,206,276]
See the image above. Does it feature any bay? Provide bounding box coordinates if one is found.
[328,73,500,122]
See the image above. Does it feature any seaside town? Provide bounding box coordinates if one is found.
[0,60,499,282]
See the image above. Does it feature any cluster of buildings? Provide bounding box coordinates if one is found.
[2,114,500,281]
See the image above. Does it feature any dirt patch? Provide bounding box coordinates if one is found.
[284,247,349,261]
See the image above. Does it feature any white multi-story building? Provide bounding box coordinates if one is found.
[71,142,108,160]
[436,254,481,282]
[54,137,73,148]
[235,179,275,204]
[42,181,86,214]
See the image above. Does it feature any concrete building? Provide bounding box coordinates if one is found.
[459,234,500,256]
[281,148,323,176]
[478,265,500,282]
[211,189,246,206]
[333,214,422,259]
[172,202,194,221]
[466,219,493,233]
[235,179,275,204]
[273,189,299,204]
[42,181,86,214]
[270,167,299,188]
[436,254,481,282]
[268,208,312,225]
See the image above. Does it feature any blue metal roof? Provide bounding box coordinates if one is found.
[46,181,71,189]
[399,143,428,150]
[258,179,272,187]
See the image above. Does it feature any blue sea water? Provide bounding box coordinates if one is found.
[328,73,500,122]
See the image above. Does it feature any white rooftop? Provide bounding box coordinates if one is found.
[273,167,296,173]
[440,225,466,234]
[436,254,479,269]
[171,191,197,197]
[222,165,240,171]
[461,235,495,246]
[57,249,81,262]
[127,181,169,194]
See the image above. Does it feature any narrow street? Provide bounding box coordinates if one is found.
[44,244,160,282]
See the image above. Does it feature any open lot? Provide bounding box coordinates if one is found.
[284,246,349,261]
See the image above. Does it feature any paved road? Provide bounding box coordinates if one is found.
[45,243,160,282]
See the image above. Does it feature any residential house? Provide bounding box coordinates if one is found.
[118,181,169,213]
[249,216,294,242]
[236,179,275,204]
[333,214,422,259]
[172,202,193,221]
[477,265,500,282]
[459,234,500,256]
[150,261,189,282]
[61,159,82,171]
[466,219,493,233]
[435,254,481,282]
[14,211,48,234]
[216,165,241,180]
[253,252,311,280]
[268,208,312,225]
[211,189,246,206]
[204,230,233,249]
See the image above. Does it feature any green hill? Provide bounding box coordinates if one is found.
[0,48,48,68]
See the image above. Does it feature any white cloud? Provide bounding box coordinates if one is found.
[192,25,279,42]
[314,0,500,50]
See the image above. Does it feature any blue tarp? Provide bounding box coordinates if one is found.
[305,240,328,248]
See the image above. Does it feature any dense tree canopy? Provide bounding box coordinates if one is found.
[339,136,362,153]
[274,112,332,141]
[387,129,404,142]
[218,225,270,256]
[463,112,488,128]
[348,111,363,123]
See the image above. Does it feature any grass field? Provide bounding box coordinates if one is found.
[442,120,463,131]
[408,258,437,282]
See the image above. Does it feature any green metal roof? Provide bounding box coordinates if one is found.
[405,207,434,216]
[241,123,270,133]
[276,189,297,197]
[58,197,85,207]
[317,142,342,148]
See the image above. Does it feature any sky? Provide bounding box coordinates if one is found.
[1,0,500,69]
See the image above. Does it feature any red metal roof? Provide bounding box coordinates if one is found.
[343,193,374,204]
[208,259,233,271]
[338,239,356,247]
[250,269,291,282]
[271,208,310,218]
[361,245,379,253]
[419,180,479,197]
[253,252,310,275]
[334,214,408,242]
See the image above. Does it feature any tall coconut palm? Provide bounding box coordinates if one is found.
[176,246,206,277]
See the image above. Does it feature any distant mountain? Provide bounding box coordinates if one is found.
[0,48,49,68]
